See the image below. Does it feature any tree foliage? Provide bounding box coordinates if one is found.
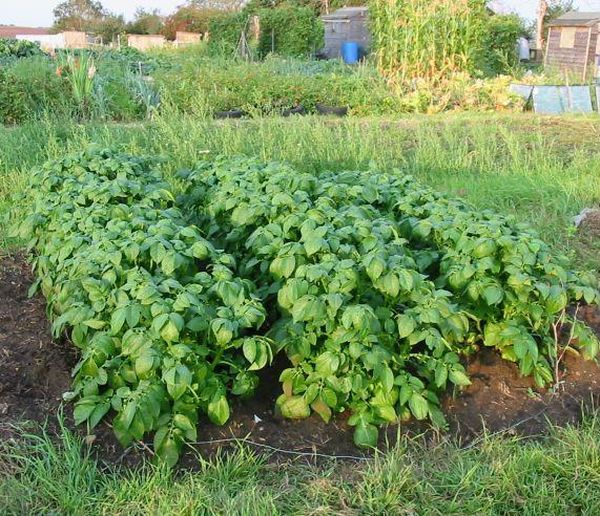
[209,1,324,57]
[127,8,165,36]
[52,0,125,43]
[256,5,324,57]
[545,0,576,25]
[163,6,221,40]
[53,0,105,32]
[479,14,525,75]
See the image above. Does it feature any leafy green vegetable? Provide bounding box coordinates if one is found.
[181,156,599,447]
[21,151,600,462]
[19,148,268,465]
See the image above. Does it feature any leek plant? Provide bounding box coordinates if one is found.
[57,52,97,118]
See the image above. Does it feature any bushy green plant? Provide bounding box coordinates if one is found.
[0,38,44,59]
[207,11,249,55]
[21,151,600,461]
[19,149,269,466]
[0,59,74,124]
[208,3,323,58]
[479,14,524,76]
[0,68,29,125]
[180,157,599,447]
[155,58,396,115]
[256,5,324,57]
[155,56,524,116]
[92,56,159,120]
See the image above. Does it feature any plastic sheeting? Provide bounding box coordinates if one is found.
[509,84,533,102]
[532,85,593,115]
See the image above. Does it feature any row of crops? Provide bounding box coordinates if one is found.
[19,149,600,465]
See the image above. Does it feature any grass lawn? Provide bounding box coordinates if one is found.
[1,112,600,514]
[2,415,600,514]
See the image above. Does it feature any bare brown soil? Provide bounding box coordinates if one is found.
[2,253,600,467]
[579,210,600,239]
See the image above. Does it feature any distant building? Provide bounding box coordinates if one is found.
[175,31,202,46]
[0,26,51,39]
[545,12,600,81]
[321,7,370,60]
[127,34,166,51]
[15,31,88,52]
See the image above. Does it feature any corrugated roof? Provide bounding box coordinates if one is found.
[0,26,51,38]
[322,6,368,21]
[549,11,600,27]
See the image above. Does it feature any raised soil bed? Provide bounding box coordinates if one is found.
[1,254,600,467]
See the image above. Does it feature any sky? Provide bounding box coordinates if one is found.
[3,0,600,27]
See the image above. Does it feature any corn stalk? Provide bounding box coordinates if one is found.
[368,0,487,87]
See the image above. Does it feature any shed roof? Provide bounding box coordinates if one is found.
[0,26,51,38]
[548,11,600,27]
[322,6,368,21]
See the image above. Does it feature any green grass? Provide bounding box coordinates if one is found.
[2,112,600,514]
[3,413,600,514]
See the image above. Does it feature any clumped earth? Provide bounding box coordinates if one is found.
[1,253,599,467]
[578,209,600,239]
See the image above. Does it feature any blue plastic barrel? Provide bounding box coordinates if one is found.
[341,41,360,64]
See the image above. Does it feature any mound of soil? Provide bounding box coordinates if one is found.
[0,255,74,436]
[1,253,600,467]
[578,210,600,239]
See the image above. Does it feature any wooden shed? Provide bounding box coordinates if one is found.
[62,31,88,49]
[127,34,166,52]
[175,31,202,46]
[321,7,370,59]
[545,12,600,81]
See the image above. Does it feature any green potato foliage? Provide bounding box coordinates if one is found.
[18,149,268,466]
[181,156,600,447]
[20,150,600,462]
[0,38,44,60]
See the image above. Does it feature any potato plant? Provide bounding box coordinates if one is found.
[181,156,600,446]
[19,149,268,465]
[21,150,600,461]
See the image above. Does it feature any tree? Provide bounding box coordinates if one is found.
[187,0,247,8]
[127,8,165,35]
[543,0,576,38]
[95,14,126,43]
[53,0,105,32]
[163,4,223,40]
[53,0,125,43]
[545,0,575,23]
[245,0,365,15]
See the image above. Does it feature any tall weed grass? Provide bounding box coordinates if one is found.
[1,114,599,270]
[3,412,600,514]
